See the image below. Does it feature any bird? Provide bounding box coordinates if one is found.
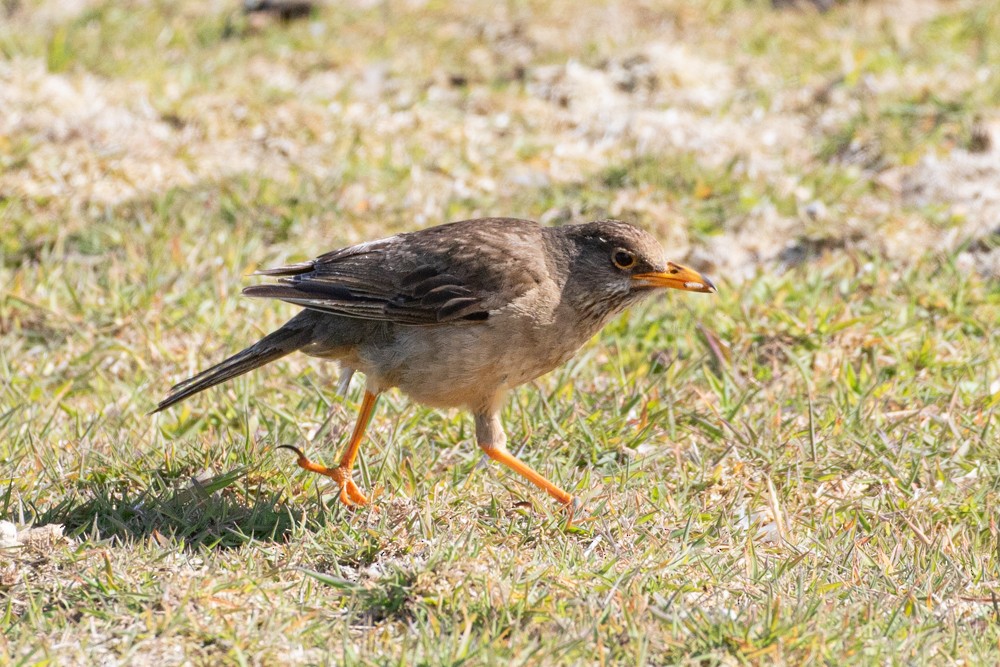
[152,217,716,508]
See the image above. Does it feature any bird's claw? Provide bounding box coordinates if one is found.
[561,495,577,529]
[338,478,370,506]
[279,445,370,507]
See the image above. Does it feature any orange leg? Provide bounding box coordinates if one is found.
[481,444,574,507]
[280,390,379,506]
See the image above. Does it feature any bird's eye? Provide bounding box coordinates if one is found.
[611,248,637,270]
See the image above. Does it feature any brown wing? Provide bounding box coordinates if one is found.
[243,218,548,325]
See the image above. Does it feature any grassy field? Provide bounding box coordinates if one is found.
[3,0,1000,664]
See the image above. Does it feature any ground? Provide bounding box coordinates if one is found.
[2,0,1000,664]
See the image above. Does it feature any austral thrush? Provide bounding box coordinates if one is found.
[153,218,715,507]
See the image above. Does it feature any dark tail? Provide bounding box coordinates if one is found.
[151,314,316,414]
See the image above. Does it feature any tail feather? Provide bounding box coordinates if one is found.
[152,318,314,414]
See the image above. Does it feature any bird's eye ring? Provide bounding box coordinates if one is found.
[611,248,637,270]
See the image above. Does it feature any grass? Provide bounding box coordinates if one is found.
[3,0,1000,664]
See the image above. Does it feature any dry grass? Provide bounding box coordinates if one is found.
[2,0,1000,664]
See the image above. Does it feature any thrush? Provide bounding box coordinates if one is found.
[153,218,715,507]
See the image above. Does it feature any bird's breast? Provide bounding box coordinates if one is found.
[355,297,604,411]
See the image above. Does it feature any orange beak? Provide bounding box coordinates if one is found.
[631,262,717,293]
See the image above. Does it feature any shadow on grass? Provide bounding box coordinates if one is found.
[36,467,304,549]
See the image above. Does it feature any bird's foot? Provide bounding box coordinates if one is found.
[279,445,370,507]
[338,478,370,506]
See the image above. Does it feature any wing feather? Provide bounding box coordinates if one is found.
[243,219,546,325]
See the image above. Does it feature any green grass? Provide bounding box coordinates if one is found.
[3,0,1000,664]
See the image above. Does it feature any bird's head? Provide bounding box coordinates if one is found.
[558,219,716,318]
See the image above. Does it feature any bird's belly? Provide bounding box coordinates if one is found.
[357,318,589,410]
